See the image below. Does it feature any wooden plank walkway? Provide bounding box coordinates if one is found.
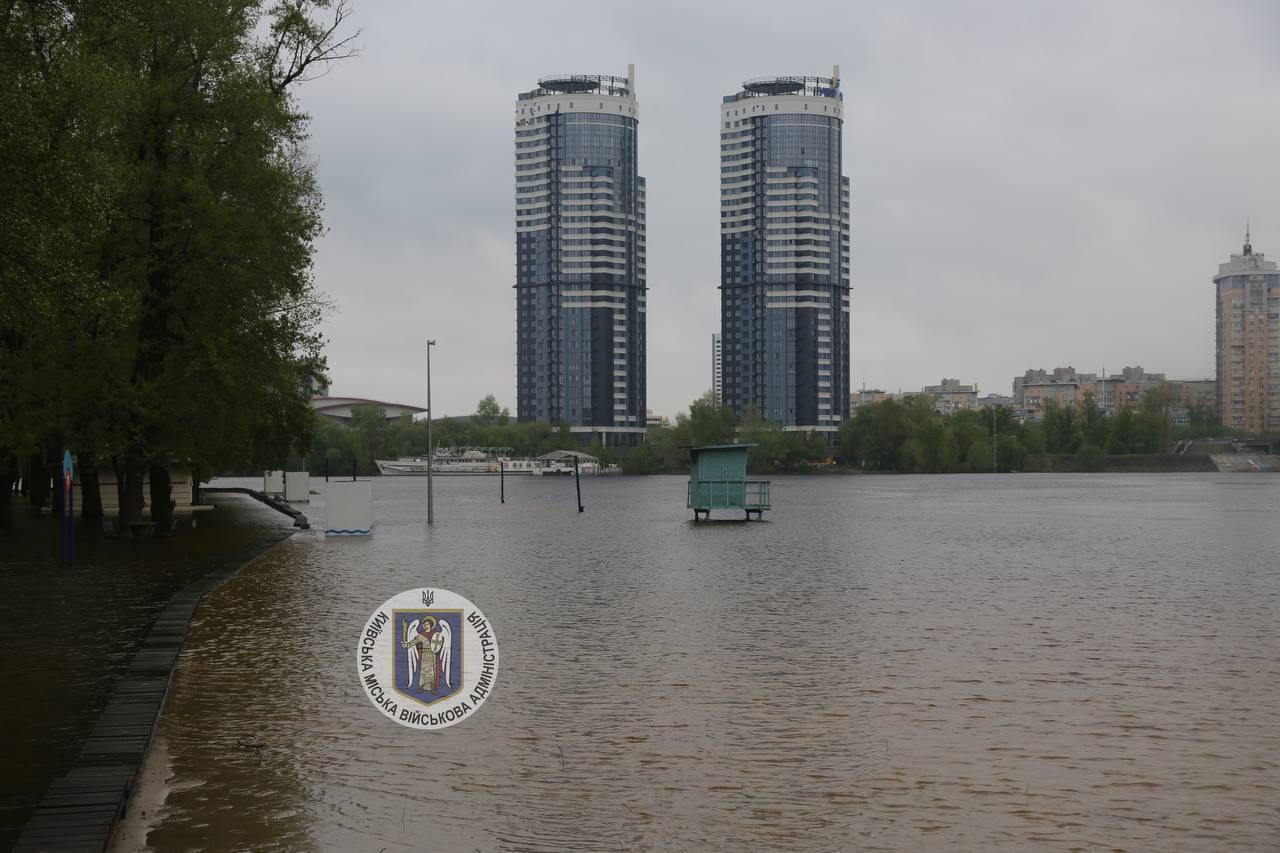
[12,535,292,853]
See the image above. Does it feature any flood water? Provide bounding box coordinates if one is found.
[0,495,292,850]
[111,474,1279,851]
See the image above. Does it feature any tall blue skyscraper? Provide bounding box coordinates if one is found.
[514,69,647,447]
[719,70,851,438]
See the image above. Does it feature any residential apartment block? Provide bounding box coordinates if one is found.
[514,69,647,446]
[719,70,851,436]
[1012,365,1214,422]
[1214,230,1279,433]
[920,378,977,415]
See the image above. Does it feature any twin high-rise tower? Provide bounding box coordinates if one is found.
[514,69,647,447]
[718,71,851,434]
[514,68,850,442]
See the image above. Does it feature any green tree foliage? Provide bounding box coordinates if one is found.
[306,397,587,475]
[1176,401,1229,439]
[1075,443,1107,472]
[621,442,661,474]
[1042,400,1081,454]
[1104,409,1138,454]
[684,390,736,446]
[472,394,505,428]
[841,398,907,470]
[1135,382,1175,453]
[1,0,357,530]
[841,399,1033,473]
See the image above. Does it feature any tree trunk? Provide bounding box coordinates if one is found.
[52,455,66,518]
[27,452,49,513]
[78,452,103,522]
[119,450,146,529]
[0,454,15,531]
[148,464,174,533]
[112,455,126,524]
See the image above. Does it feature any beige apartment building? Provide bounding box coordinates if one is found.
[1012,366,1214,422]
[921,378,978,414]
[1214,231,1280,433]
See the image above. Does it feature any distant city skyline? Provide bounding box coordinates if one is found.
[294,1,1280,419]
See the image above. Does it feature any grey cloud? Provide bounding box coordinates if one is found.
[295,0,1280,416]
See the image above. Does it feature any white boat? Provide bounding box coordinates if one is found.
[376,448,616,476]
[376,448,535,476]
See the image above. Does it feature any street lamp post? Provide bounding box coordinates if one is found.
[427,339,435,525]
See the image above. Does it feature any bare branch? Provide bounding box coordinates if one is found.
[266,0,360,96]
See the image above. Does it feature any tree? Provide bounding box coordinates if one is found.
[844,399,908,471]
[1075,443,1106,472]
[686,389,735,446]
[1,1,356,533]
[1042,399,1081,454]
[622,442,660,474]
[1079,391,1108,449]
[1135,383,1175,453]
[1105,409,1138,455]
[473,394,503,427]
[348,406,389,474]
[966,436,993,472]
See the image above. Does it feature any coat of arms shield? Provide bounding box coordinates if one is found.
[393,609,464,707]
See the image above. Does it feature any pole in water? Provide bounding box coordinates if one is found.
[352,459,356,482]
[426,339,435,525]
[500,458,505,504]
[574,455,583,513]
[60,450,74,563]
[325,457,329,483]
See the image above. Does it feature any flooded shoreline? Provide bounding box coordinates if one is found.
[0,496,294,850]
[13,473,1280,851]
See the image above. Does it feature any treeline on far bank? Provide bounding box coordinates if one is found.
[301,392,834,476]
[302,396,587,476]
[839,386,1229,473]
[304,385,1232,478]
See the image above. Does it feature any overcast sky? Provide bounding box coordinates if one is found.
[296,0,1280,418]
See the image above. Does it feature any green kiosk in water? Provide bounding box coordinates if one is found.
[686,444,771,521]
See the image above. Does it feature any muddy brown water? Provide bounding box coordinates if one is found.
[68,475,1280,850]
[0,495,293,850]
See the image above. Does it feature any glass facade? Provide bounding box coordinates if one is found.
[719,77,851,433]
[514,75,646,443]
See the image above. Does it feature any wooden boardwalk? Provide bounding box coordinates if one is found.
[12,539,291,852]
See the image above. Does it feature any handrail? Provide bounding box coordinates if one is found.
[202,486,309,529]
[687,479,771,510]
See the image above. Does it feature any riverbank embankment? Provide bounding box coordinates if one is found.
[1,495,295,852]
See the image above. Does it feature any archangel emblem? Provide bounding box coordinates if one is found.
[394,609,463,706]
